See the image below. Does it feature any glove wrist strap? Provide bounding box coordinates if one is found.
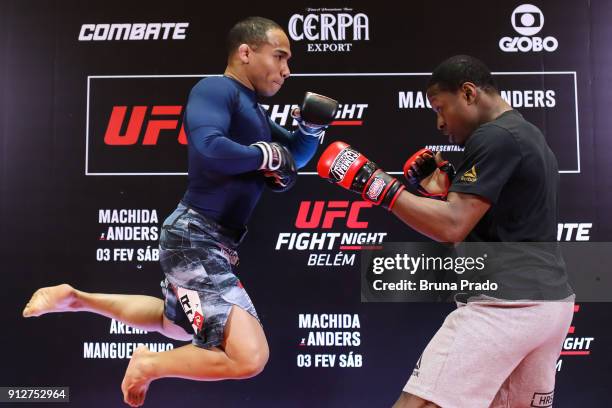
[252,142,281,171]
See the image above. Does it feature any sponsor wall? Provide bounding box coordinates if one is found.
[1,0,610,406]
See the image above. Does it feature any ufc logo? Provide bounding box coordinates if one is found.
[104,105,187,145]
[295,201,371,229]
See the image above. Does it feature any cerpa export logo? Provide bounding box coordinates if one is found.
[499,4,558,52]
[288,8,370,52]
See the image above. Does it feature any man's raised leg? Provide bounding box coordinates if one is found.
[22,283,191,340]
[121,305,269,407]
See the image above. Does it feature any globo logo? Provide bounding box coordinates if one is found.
[499,4,558,53]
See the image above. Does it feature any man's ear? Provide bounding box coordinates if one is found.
[237,43,250,64]
[462,82,478,104]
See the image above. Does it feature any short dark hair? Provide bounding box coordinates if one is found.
[227,17,283,55]
[427,55,498,94]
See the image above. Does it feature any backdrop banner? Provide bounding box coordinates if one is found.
[1,1,610,406]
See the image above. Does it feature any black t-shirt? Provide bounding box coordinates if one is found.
[449,110,573,300]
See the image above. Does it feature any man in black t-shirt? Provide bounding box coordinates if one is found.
[317,55,574,408]
[395,56,574,408]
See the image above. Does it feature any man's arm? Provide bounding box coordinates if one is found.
[391,191,491,243]
[268,117,319,169]
[393,125,523,242]
[186,78,263,175]
[316,136,513,243]
[315,142,490,242]
[266,93,337,169]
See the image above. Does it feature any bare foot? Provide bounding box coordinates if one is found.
[22,284,79,317]
[121,346,155,407]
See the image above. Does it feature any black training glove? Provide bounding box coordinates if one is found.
[252,141,298,192]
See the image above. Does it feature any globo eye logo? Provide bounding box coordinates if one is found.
[511,4,544,36]
[499,4,558,53]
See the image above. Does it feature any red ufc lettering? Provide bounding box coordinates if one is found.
[104,106,147,145]
[322,201,348,229]
[295,201,371,229]
[347,201,371,228]
[104,105,187,145]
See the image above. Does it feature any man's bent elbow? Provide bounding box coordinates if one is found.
[442,218,470,244]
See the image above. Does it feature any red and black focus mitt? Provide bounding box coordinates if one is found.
[317,141,405,210]
[403,148,455,200]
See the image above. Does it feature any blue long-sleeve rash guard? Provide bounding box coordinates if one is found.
[182,76,319,230]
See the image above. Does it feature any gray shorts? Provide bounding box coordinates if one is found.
[404,295,575,408]
[159,203,259,349]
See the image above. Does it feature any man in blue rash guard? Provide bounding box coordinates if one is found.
[22,17,326,407]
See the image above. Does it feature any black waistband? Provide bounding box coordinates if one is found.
[179,201,247,247]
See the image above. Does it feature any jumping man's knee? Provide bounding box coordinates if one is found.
[234,347,269,379]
